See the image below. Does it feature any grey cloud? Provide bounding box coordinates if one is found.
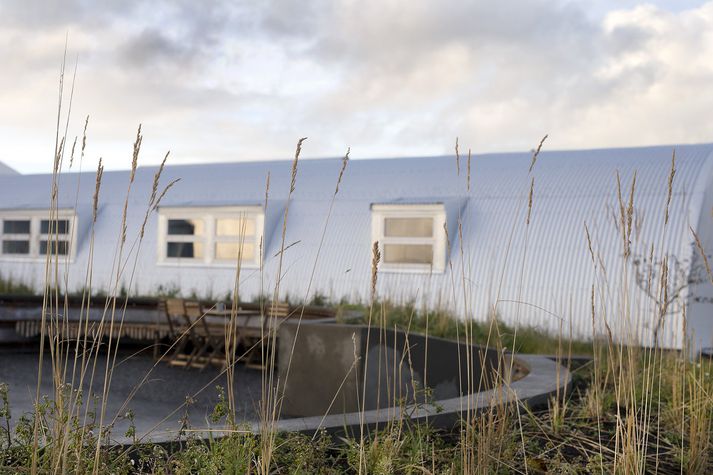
[116,27,216,74]
[1,0,713,174]
[0,0,140,29]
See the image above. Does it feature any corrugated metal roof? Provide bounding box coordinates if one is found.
[0,161,17,175]
[0,143,711,350]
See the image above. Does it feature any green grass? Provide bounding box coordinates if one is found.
[0,274,35,295]
[335,299,594,355]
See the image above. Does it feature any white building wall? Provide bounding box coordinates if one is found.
[0,144,711,350]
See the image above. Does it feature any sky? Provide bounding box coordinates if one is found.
[1,0,712,173]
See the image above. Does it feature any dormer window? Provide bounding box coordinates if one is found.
[371,204,447,273]
[0,211,76,260]
[157,206,263,267]
[40,219,72,255]
[2,219,31,255]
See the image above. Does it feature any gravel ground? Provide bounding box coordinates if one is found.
[0,346,262,443]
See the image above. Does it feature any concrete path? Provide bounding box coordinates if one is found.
[0,347,262,443]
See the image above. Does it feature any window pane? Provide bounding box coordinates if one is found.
[215,242,255,261]
[40,219,70,234]
[2,240,29,254]
[383,244,433,264]
[40,240,69,256]
[167,219,204,236]
[216,218,255,237]
[3,220,30,234]
[384,218,433,238]
[167,241,203,259]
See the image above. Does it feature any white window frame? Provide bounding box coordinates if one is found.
[371,203,447,274]
[0,210,77,262]
[157,206,264,268]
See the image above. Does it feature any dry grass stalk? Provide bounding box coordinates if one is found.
[69,136,77,169]
[664,150,676,225]
[528,134,548,173]
[443,221,451,257]
[690,226,713,285]
[467,148,472,191]
[371,240,381,301]
[148,151,169,206]
[32,45,72,473]
[626,171,637,247]
[119,125,143,245]
[335,147,350,194]
[54,136,65,177]
[276,146,351,418]
[615,170,637,259]
[455,137,460,176]
[81,116,89,153]
[526,177,535,225]
[139,153,170,240]
[358,240,383,474]
[258,137,307,475]
[152,179,181,212]
[130,124,142,184]
[290,137,307,193]
[92,158,104,223]
[584,222,595,265]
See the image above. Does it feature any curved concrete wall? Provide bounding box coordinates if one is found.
[274,322,569,437]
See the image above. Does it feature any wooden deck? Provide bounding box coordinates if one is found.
[1,295,336,369]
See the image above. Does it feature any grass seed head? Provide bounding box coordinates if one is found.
[455,137,460,176]
[130,124,142,183]
[81,115,89,157]
[467,148,472,191]
[371,241,381,301]
[665,149,676,225]
[149,151,169,207]
[335,147,350,195]
[291,137,307,194]
[584,222,595,265]
[152,178,181,212]
[528,134,548,173]
[526,177,535,225]
[92,158,104,223]
[691,226,713,285]
[69,136,77,169]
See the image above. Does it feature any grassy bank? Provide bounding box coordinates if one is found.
[1,324,710,473]
[334,299,595,356]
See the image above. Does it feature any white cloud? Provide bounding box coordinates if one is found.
[0,1,711,173]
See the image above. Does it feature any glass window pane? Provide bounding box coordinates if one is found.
[384,217,433,238]
[40,219,70,234]
[167,219,204,236]
[3,220,30,234]
[2,240,30,254]
[167,241,204,259]
[383,244,433,264]
[215,242,255,261]
[216,218,255,237]
[40,240,69,256]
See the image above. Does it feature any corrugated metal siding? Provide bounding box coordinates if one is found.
[0,162,17,175]
[0,144,711,349]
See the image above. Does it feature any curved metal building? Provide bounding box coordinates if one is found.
[0,143,711,351]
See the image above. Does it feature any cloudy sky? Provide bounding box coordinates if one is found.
[0,0,712,173]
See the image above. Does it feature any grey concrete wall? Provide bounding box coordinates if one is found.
[278,322,504,418]
[278,323,363,417]
[360,328,502,412]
